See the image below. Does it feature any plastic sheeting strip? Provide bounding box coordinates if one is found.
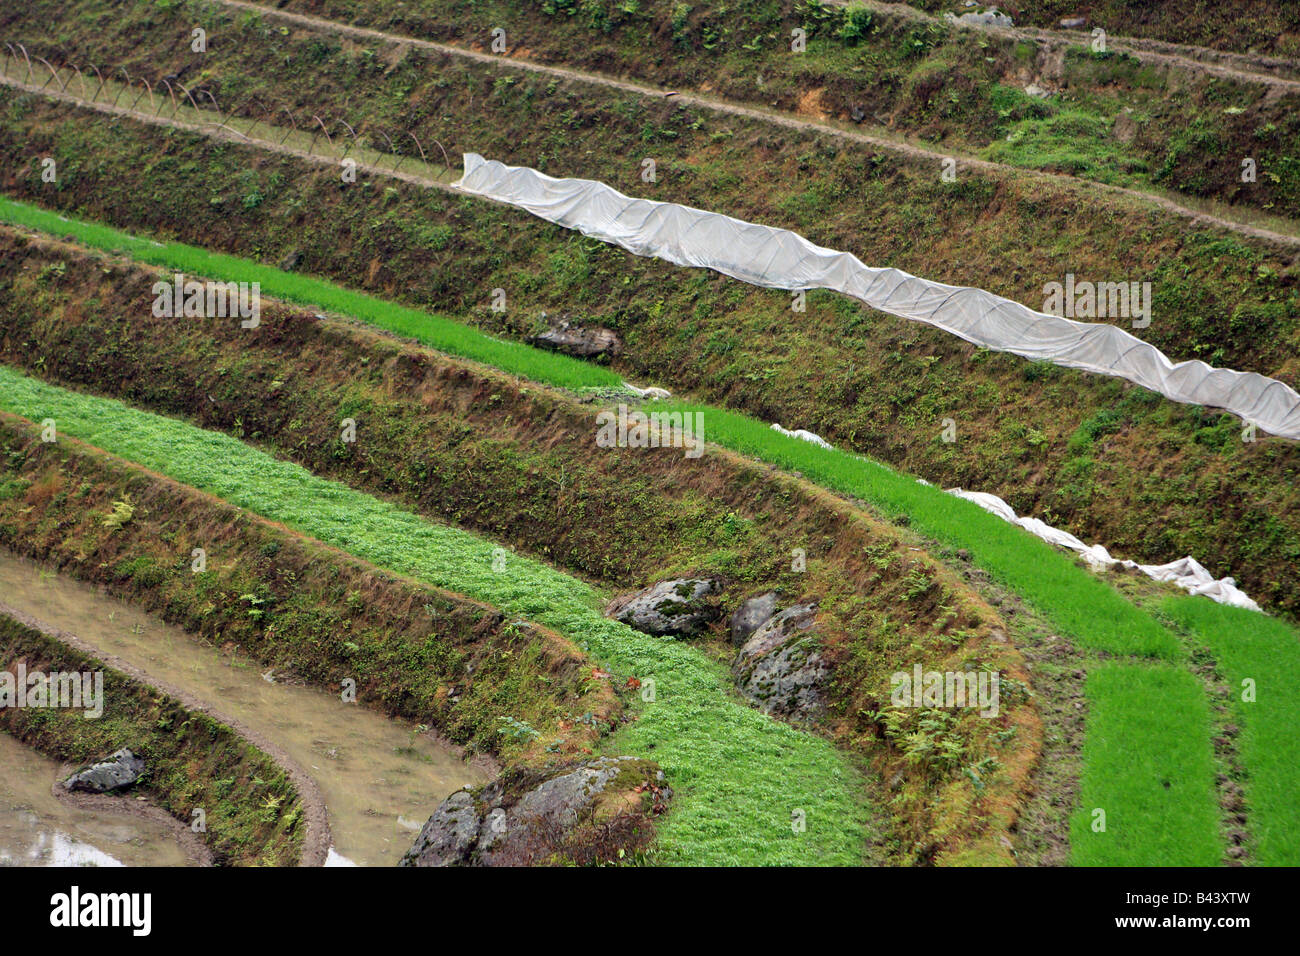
[945,488,1261,611]
[770,424,1261,609]
[456,153,1300,441]
[767,423,1259,610]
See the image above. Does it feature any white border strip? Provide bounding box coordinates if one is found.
[456,153,1300,441]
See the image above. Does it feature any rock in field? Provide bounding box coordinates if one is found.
[729,592,778,645]
[528,319,622,359]
[401,790,481,866]
[732,604,829,721]
[64,748,146,793]
[949,8,1015,28]
[401,756,669,867]
[605,578,721,637]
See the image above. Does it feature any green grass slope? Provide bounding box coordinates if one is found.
[1161,597,1300,865]
[0,365,869,866]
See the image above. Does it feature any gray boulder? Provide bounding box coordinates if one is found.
[949,8,1015,28]
[478,757,648,865]
[401,756,669,867]
[606,578,720,637]
[528,319,622,359]
[402,789,482,866]
[730,592,778,645]
[64,749,146,794]
[733,605,829,721]
[734,604,818,665]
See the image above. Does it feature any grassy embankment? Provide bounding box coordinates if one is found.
[0,368,872,866]
[2,83,1296,619]
[148,0,1300,217]
[0,224,1043,865]
[0,415,615,768]
[27,0,1293,864]
[0,611,305,865]
[1160,598,1300,866]
[4,200,1279,864]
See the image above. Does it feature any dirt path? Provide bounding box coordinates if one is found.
[206,0,1300,249]
[831,0,1300,87]
[4,45,1300,253]
[0,64,467,194]
[0,600,332,867]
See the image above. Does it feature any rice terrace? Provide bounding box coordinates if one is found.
[0,0,1295,930]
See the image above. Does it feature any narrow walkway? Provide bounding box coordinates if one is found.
[203,0,1300,248]
[830,0,1300,86]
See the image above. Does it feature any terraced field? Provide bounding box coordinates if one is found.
[0,0,1295,887]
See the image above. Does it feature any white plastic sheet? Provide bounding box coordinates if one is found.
[947,488,1261,610]
[747,420,1261,608]
[770,423,833,448]
[456,154,1300,441]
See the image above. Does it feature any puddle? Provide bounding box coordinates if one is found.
[0,730,193,867]
[0,551,491,865]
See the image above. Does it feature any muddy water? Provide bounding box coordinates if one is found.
[0,730,194,867]
[0,552,491,865]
